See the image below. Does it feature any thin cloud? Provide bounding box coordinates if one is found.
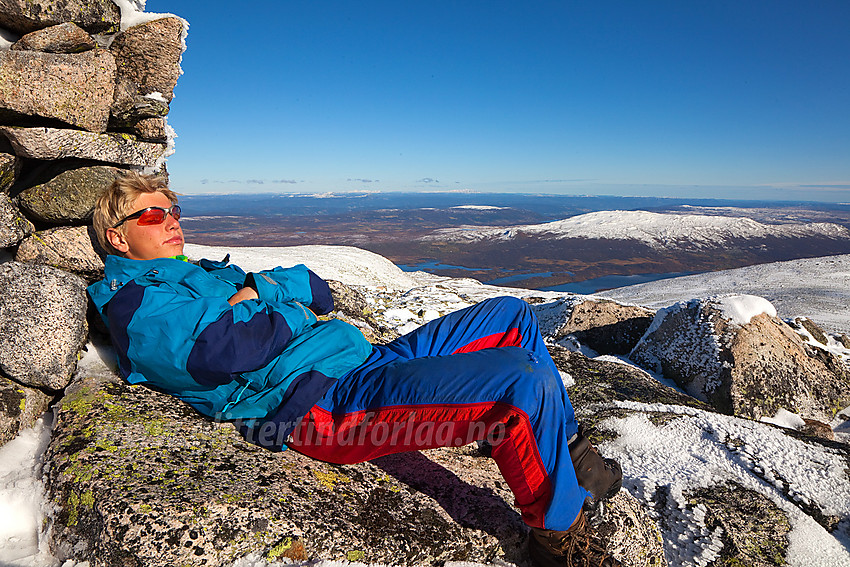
[347,178,379,183]
[200,178,300,185]
[799,184,850,189]
[417,177,439,183]
[532,179,597,183]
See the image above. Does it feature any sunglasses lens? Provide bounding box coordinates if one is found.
[171,205,181,221]
[136,208,167,225]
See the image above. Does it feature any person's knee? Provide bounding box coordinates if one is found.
[482,295,531,318]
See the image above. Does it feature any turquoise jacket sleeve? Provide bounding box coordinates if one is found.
[247,264,334,315]
[108,277,318,391]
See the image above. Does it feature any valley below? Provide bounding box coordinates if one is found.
[180,194,850,292]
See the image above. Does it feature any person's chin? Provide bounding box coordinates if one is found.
[165,240,184,256]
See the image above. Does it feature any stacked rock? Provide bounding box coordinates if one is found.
[0,0,186,443]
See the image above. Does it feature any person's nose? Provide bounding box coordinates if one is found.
[165,210,181,230]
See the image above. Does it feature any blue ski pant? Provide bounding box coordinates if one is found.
[288,296,588,530]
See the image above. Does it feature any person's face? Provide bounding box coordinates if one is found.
[106,191,184,260]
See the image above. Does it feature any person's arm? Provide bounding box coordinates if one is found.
[227,283,258,305]
[246,264,334,315]
[107,280,317,389]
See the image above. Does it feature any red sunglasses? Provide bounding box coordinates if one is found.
[112,204,181,228]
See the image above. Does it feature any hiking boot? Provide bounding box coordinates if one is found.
[528,510,622,567]
[569,426,622,501]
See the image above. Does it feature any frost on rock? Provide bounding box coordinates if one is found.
[630,299,725,404]
[630,296,850,423]
[601,403,850,567]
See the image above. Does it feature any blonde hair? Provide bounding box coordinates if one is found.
[93,171,179,255]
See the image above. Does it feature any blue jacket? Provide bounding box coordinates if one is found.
[88,255,373,445]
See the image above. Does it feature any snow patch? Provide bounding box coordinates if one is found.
[792,319,850,365]
[0,26,19,49]
[0,416,56,567]
[183,243,419,290]
[601,254,850,334]
[449,205,508,210]
[143,91,168,103]
[713,294,777,325]
[604,402,850,567]
[761,408,806,430]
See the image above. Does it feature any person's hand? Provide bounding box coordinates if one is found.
[227,285,259,306]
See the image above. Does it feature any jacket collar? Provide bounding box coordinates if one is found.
[88,255,200,313]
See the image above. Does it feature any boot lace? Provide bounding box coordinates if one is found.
[534,512,621,567]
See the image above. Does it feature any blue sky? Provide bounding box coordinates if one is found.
[145,1,850,202]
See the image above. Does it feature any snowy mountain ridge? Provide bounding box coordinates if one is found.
[601,253,850,334]
[423,210,850,250]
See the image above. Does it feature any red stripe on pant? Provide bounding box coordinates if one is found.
[452,328,523,354]
[289,400,553,528]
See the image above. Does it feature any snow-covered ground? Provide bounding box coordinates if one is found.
[0,417,54,566]
[2,245,849,566]
[183,243,420,290]
[601,254,850,334]
[423,210,850,250]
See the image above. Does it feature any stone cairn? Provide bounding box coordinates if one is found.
[0,0,185,440]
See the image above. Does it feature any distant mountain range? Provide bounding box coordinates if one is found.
[181,194,850,292]
[423,210,850,250]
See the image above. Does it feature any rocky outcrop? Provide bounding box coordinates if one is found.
[630,295,850,423]
[16,162,125,223]
[547,345,849,567]
[0,49,116,132]
[132,117,168,143]
[0,0,121,35]
[532,296,654,355]
[45,341,666,567]
[0,374,52,447]
[44,321,848,567]
[683,482,791,567]
[110,17,184,103]
[0,261,88,390]
[0,126,167,165]
[109,76,171,128]
[549,347,711,421]
[16,225,105,282]
[327,279,400,344]
[0,150,20,190]
[0,0,185,284]
[0,191,33,246]
[11,22,96,53]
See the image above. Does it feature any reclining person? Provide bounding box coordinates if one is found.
[88,172,623,567]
